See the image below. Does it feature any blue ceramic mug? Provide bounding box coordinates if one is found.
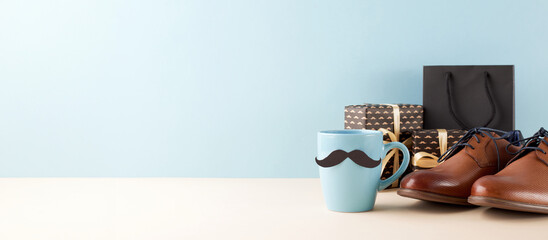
[316,130,410,212]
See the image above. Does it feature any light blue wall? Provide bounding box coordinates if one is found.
[0,0,546,177]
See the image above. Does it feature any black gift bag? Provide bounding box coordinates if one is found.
[423,65,514,131]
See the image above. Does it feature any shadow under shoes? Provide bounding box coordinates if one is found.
[469,128,548,214]
[397,127,522,205]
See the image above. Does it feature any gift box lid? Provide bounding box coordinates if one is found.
[412,129,467,156]
[345,104,423,132]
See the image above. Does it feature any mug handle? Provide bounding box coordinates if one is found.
[378,142,410,191]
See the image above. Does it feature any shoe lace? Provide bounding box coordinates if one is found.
[505,127,548,166]
[437,127,522,171]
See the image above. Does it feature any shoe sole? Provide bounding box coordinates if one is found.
[397,188,472,206]
[468,196,548,214]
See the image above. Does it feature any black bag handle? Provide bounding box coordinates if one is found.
[445,71,497,129]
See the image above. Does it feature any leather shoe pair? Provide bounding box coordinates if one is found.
[399,127,548,214]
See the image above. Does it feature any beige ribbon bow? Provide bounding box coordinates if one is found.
[411,129,448,169]
[377,104,412,187]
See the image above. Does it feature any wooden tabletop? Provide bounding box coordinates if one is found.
[0,178,545,240]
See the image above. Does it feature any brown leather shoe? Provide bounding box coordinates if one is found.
[469,128,548,214]
[397,128,522,205]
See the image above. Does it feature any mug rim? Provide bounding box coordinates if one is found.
[318,129,382,136]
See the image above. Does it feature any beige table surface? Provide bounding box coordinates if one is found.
[0,178,546,240]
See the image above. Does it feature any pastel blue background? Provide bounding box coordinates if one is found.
[0,0,546,177]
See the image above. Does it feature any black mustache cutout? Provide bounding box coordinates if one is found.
[315,150,381,168]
